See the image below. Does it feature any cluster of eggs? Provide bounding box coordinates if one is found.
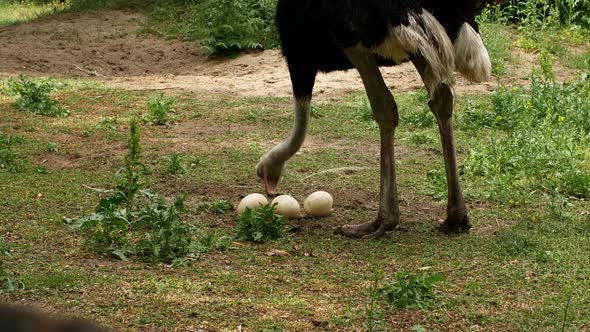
[237,191,333,218]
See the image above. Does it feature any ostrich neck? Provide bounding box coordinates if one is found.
[270,97,310,162]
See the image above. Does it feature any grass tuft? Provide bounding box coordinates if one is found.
[0,239,17,293]
[0,132,26,173]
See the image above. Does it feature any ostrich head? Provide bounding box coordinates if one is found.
[256,155,285,197]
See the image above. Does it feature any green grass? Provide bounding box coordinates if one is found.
[65,0,144,11]
[563,47,590,71]
[480,22,512,76]
[1,74,589,330]
[0,1,64,27]
[0,1,589,329]
[0,0,144,28]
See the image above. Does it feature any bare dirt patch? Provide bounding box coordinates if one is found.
[0,10,202,77]
[36,151,80,170]
[0,9,562,103]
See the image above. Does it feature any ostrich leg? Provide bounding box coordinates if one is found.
[335,48,400,238]
[412,57,471,233]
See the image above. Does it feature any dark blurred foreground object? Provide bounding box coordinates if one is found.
[0,304,110,332]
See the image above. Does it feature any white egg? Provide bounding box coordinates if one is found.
[237,193,268,214]
[271,195,301,218]
[304,191,333,217]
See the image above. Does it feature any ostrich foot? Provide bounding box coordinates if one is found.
[438,214,471,234]
[334,218,397,239]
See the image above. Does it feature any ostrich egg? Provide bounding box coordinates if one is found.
[271,195,301,218]
[304,191,333,217]
[237,193,268,214]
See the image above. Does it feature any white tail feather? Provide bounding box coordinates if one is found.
[454,23,492,82]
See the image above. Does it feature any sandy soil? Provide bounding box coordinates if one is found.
[0,9,522,102]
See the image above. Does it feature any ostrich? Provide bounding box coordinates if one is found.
[257,0,493,238]
[0,304,110,332]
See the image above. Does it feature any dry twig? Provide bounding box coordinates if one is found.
[302,166,374,180]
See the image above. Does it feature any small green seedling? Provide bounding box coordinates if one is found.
[46,142,58,153]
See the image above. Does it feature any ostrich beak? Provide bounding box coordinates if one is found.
[263,173,277,197]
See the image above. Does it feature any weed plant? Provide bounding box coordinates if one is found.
[71,120,144,257]
[236,204,285,242]
[354,88,434,127]
[399,89,435,128]
[198,0,278,53]
[495,0,589,56]
[496,229,538,256]
[478,18,511,76]
[310,105,322,119]
[78,206,132,259]
[146,93,175,126]
[166,152,186,175]
[147,0,278,54]
[381,272,444,309]
[463,59,590,202]
[365,270,386,332]
[408,132,434,146]
[3,75,69,117]
[80,118,145,220]
[499,0,590,29]
[68,120,197,262]
[135,197,194,263]
[426,168,448,202]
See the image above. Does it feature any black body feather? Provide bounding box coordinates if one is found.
[276,0,488,77]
